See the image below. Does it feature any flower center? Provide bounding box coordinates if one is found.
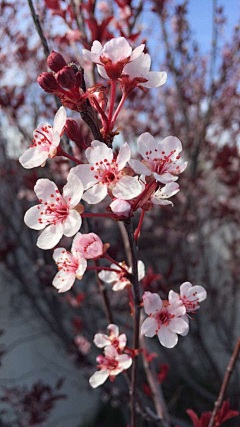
[97,355,119,371]
[37,193,69,226]
[56,252,79,273]
[92,159,123,186]
[181,293,200,313]
[144,149,180,175]
[155,309,174,327]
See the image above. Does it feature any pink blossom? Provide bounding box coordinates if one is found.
[89,345,132,388]
[129,133,187,184]
[141,291,188,348]
[99,260,145,291]
[169,282,207,336]
[94,324,127,351]
[109,199,131,217]
[75,335,91,355]
[69,141,142,204]
[121,53,167,89]
[82,37,144,80]
[73,232,104,259]
[19,107,66,169]
[24,175,83,250]
[52,237,87,292]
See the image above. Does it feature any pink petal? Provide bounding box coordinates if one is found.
[53,106,67,135]
[141,317,158,337]
[116,142,131,171]
[63,174,83,207]
[157,327,178,348]
[112,176,142,200]
[143,291,162,315]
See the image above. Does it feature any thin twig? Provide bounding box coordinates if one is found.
[93,260,114,324]
[207,337,240,427]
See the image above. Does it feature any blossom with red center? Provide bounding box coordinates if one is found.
[24,175,83,250]
[82,37,144,80]
[93,324,127,352]
[19,107,66,169]
[99,260,145,291]
[120,52,167,92]
[141,291,188,348]
[169,282,207,336]
[52,238,87,293]
[73,232,104,259]
[129,132,187,184]
[69,140,142,204]
[89,345,132,388]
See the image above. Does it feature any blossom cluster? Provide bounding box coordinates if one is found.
[19,36,207,389]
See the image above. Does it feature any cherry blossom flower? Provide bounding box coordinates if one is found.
[169,282,207,336]
[151,182,180,206]
[89,345,132,388]
[109,199,131,217]
[75,335,91,355]
[120,53,167,90]
[141,291,188,348]
[129,133,187,184]
[99,260,145,291]
[73,232,104,259]
[82,37,144,80]
[69,141,142,204]
[94,324,127,352]
[52,238,87,292]
[24,175,83,250]
[19,107,67,169]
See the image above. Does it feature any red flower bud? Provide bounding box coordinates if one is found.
[75,71,82,88]
[47,50,66,72]
[56,66,76,89]
[37,72,61,93]
[64,118,84,146]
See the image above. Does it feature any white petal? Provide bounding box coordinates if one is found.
[137,260,145,281]
[168,301,186,317]
[85,140,113,165]
[53,247,70,263]
[51,131,60,149]
[116,143,131,171]
[76,256,87,278]
[109,199,131,217]
[107,324,119,337]
[155,182,180,199]
[112,176,142,200]
[53,106,67,135]
[52,270,76,292]
[104,345,118,358]
[93,333,110,348]
[24,205,46,230]
[168,290,180,304]
[19,147,49,169]
[154,172,179,184]
[63,210,82,237]
[152,199,173,206]
[97,64,109,79]
[98,269,118,283]
[143,291,162,315]
[63,174,83,206]
[89,370,109,388]
[112,279,130,291]
[69,164,96,190]
[141,317,158,337]
[118,334,127,350]
[141,71,167,88]
[128,159,151,176]
[180,315,189,336]
[123,53,150,79]
[130,44,145,61]
[91,40,103,55]
[82,183,108,204]
[117,354,132,370]
[137,133,158,160]
[37,223,64,250]
[180,282,192,296]
[157,327,178,348]
[34,179,59,203]
[168,317,188,334]
[190,285,207,302]
[158,136,182,158]
[103,37,131,63]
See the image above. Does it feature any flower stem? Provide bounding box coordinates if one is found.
[123,218,141,427]
[134,209,145,242]
[111,93,127,126]
[104,253,129,275]
[57,146,83,164]
[91,97,109,134]
[82,213,114,218]
[108,80,117,125]
[87,266,121,273]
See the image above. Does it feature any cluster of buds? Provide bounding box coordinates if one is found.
[38,51,86,111]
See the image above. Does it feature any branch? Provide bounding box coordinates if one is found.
[123,218,141,427]
[207,337,240,427]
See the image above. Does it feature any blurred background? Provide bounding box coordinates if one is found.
[0,0,239,425]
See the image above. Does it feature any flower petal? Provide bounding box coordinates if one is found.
[141,317,158,337]
[37,223,64,250]
[157,327,178,348]
[168,317,188,334]
[52,270,76,293]
[180,315,189,336]
[110,199,131,217]
[112,279,130,291]
[63,174,83,207]
[180,282,192,296]
[168,290,180,304]
[53,247,70,263]
[142,71,167,88]
[107,324,119,337]
[89,369,109,388]
[93,333,110,348]
[99,269,118,283]
[138,133,158,160]
[63,210,82,237]
[19,147,49,169]
[118,334,127,350]
[97,64,109,79]
[130,44,145,61]
[112,176,142,200]
[116,142,131,171]
[104,345,118,358]
[128,159,151,176]
[34,179,59,203]
[24,205,46,230]
[69,164,96,190]
[153,172,179,184]
[103,37,132,63]
[76,256,87,278]
[53,106,67,135]
[82,183,108,204]
[158,136,182,158]
[138,260,145,281]
[117,354,132,370]
[85,140,113,165]
[143,291,162,315]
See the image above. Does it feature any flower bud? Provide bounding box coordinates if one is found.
[56,66,76,88]
[47,50,67,72]
[37,72,61,93]
[64,118,84,146]
[75,71,82,88]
